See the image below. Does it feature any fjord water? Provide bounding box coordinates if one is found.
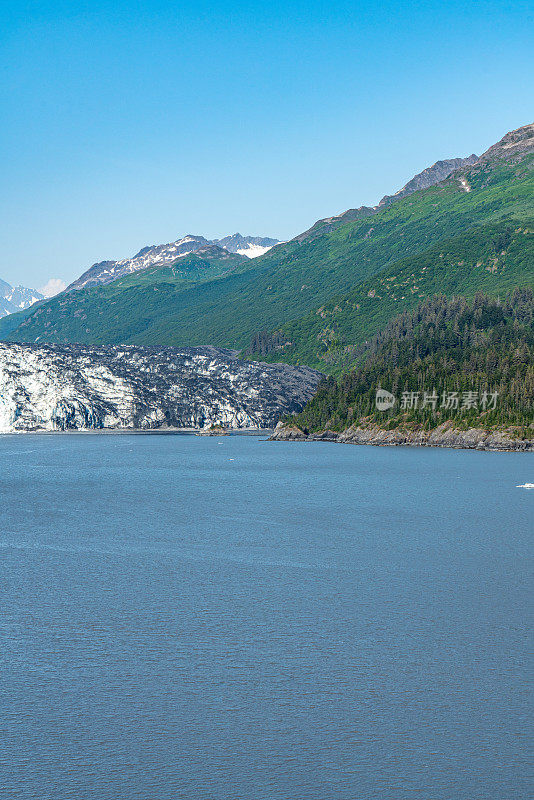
[1,435,531,800]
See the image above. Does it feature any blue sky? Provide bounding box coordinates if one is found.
[1,0,532,290]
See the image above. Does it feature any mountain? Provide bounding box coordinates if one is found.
[212,234,280,258]
[0,342,321,432]
[108,245,249,289]
[0,279,43,319]
[0,243,254,341]
[67,233,280,292]
[271,289,533,450]
[377,154,478,207]
[294,154,479,244]
[3,124,533,364]
[246,124,533,371]
[246,220,534,371]
[476,122,534,163]
[67,235,214,291]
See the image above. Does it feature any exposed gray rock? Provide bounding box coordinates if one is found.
[270,421,533,452]
[67,236,214,291]
[211,234,280,257]
[378,154,478,207]
[67,233,280,292]
[270,422,308,440]
[0,343,322,433]
[475,122,534,164]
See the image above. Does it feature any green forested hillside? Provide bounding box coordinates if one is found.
[0,247,251,339]
[4,140,533,357]
[289,289,534,435]
[248,221,534,372]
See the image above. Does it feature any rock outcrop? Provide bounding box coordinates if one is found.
[212,234,280,258]
[0,343,322,433]
[378,154,478,207]
[476,122,534,164]
[270,420,533,452]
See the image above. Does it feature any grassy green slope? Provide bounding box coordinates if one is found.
[7,251,258,345]
[6,154,534,348]
[249,221,534,372]
[0,303,41,339]
[0,248,249,341]
[110,248,249,289]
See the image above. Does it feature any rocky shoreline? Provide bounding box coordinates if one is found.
[270,420,534,452]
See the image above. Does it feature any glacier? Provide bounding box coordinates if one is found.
[0,342,321,433]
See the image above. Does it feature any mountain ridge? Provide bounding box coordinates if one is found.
[61,141,496,295]
[289,124,532,249]
[476,122,534,163]
[67,234,280,292]
[293,154,480,245]
[3,123,533,364]
[377,154,478,207]
[0,279,43,319]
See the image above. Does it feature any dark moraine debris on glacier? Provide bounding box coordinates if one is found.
[0,343,322,432]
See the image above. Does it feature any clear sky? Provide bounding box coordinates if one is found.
[1,0,532,290]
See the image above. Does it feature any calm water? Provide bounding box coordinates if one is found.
[0,434,532,800]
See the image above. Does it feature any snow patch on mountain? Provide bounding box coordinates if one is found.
[213,234,280,258]
[67,233,281,291]
[237,244,272,257]
[68,235,214,291]
[0,280,44,319]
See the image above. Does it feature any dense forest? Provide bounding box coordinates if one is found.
[290,289,534,436]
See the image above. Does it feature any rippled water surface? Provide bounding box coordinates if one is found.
[1,434,532,799]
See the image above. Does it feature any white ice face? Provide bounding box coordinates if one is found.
[0,343,321,433]
[236,244,274,258]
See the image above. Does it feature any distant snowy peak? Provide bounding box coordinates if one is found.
[7,285,44,308]
[67,232,281,292]
[68,235,213,291]
[0,280,44,319]
[0,297,16,319]
[212,234,280,258]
